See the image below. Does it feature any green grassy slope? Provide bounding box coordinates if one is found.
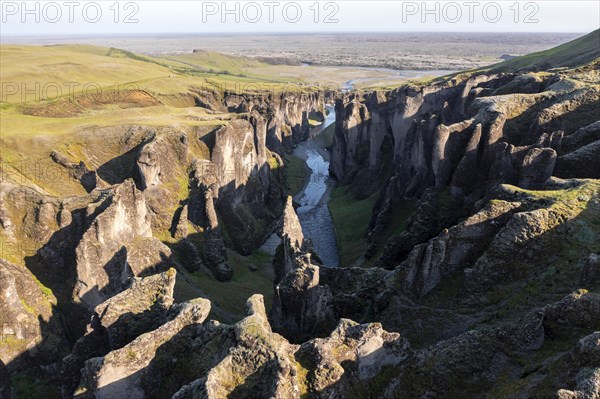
[489,29,600,73]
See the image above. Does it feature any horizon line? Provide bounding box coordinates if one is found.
[1,30,592,38]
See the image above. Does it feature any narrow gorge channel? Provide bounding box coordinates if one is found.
[260,105,339,266]
[293,105,339,267]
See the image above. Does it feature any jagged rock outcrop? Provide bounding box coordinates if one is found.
[0,182,65,248]
[76,297,211,398]
[132,129,192,233]
[51,150,97,192]
[90,268,176,348]
[273,196,306,283]
[271,256,337,343]
[275,178,600,346]
[387,311,546,398]
[394,199,522,297]
[461,189,587,298]
[0,259,67,372]
[210,116,282,255]
[179,295,302,399]
[270,200,337,342]
[330,68,600,264]
[136,140,161,190]
[297,318,412,397]
[187,159,231,280]
[62,269,177,396]
[73,180,172,308]
[223,91,325,151]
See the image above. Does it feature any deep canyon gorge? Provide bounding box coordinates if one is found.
[1,29,600,399]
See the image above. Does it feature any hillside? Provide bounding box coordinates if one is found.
[489,29,600,73]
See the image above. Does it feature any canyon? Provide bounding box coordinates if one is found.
[0,30,599,398]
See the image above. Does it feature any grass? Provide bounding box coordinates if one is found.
[0,44,172,104]
[187,250,274,320]
[0,104,226,137]
[284,154,310,197]
[488,29,600,73]
[328,185,379,266]
[154,50,271,77]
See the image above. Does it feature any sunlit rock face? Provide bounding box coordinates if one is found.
[69,180,173,311]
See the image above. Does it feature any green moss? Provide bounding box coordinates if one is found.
[19,299,36,315]
[294,360,311,397]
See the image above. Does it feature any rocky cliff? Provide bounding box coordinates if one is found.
[330,55,600,266]
[0,87,324,397]
[271,180,600,398]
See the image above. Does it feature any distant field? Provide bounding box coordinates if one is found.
[3,32,584,71]
[0,44,319,141]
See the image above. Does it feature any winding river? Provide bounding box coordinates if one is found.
[292,106,339,267]
[259,67,459,264]
[260,105,339,267]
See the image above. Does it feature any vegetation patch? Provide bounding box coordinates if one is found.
[328,185,379,266]
[188,250,274,320]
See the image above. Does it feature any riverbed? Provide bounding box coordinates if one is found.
[260,105,339,267]
[292,106,339,267]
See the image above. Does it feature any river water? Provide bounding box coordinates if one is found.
[292,106,339,267]
[260,105,339,267]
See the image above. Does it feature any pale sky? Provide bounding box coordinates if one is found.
[1,0,599,36]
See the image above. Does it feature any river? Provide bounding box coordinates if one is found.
[263,66,455,265]
[260,105,339,267]
[292,106,339,267]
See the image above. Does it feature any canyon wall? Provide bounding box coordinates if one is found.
[0,89,325,394]
[330,69,600,267]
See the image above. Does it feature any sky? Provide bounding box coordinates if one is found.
[1,0,599,36]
